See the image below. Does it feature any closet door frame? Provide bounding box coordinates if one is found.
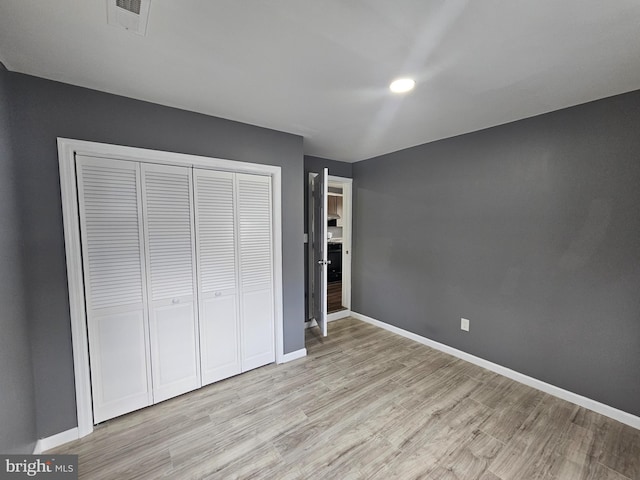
[58,138,284,439]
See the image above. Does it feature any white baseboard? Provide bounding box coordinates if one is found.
[33,427,79,454]
[305,310,351,329]
[328,310,351,322]
[280,348,307,363]
[351,311,640,430]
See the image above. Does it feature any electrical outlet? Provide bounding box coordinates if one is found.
[461,318,470,332]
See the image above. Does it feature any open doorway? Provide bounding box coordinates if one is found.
[326,179,352,317]
[307,173,352,331]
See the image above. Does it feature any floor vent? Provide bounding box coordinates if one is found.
[107,0,151,36]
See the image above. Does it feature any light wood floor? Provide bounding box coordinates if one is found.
[52,317,640,479]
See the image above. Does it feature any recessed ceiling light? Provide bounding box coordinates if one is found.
[389,78,415,93]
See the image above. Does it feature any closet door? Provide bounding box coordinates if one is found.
[193,169,242,385]
[141,164,200,403]
[76,155,152,423]
[236,173,275,371]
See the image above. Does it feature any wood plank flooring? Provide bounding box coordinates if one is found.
[51,317,640,479]
[327,281,344,313]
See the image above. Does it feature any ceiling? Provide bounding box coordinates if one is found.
[1,1,639,162]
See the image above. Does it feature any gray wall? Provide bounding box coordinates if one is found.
[352,90,640,417]
[304,155,353,181]
[0,66,37,452]
[303,156,353,319]
[7,71,305,439]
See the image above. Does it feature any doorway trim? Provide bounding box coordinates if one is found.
[329,175,353,316]
[307,174,353,324]
[58,138,284,438]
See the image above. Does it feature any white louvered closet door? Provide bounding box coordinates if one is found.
[76,155,152,423]
[236,173,275,371]
[193,169,242,385]
[141,164,201,403]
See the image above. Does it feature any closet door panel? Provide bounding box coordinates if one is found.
[200,292,240,383]
[76,155,152,424]
[194,170,241,385]
[237,173,275,371]
[150,300,198,402]
[241,289,274,370]
[141,164,200,403]
[91,309,149,423]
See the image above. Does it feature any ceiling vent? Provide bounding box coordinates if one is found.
[107,0,151,36]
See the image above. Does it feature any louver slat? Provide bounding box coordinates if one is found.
[237,176,272,289]
[142,169,194,301]
[78,160,145,311]
[195,173,237,292]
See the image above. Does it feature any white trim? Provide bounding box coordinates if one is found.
[272,168,284,364]
[58,138,285,439]
[33,428,79,454]
[307,172,315,318]
[58,138,282,175]
[351,311,640,430]
[328,176,353,184]
[280,348,307,363]
[58,142,94,438]
[305,310,350,329]
[328,176,352,312]
[328,309,351,322]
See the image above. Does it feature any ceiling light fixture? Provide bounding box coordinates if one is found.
[389,78,415,93]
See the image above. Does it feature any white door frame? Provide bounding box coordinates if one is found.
[330,176,353,318]
[307,174,353,324]
[58,138,284,438]
[328,175,353,321]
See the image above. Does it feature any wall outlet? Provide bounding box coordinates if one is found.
[461,318,470,332]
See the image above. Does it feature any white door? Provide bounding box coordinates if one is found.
[141,163,201,403]
[76,155,152,423]
[193,169,242,385]
[237,173,275,370]
[311,168,329,336]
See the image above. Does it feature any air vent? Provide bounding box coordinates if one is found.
[107,0,151,36]
[116,0,141,15]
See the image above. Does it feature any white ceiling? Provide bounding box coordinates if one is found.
[1,1,640,162]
